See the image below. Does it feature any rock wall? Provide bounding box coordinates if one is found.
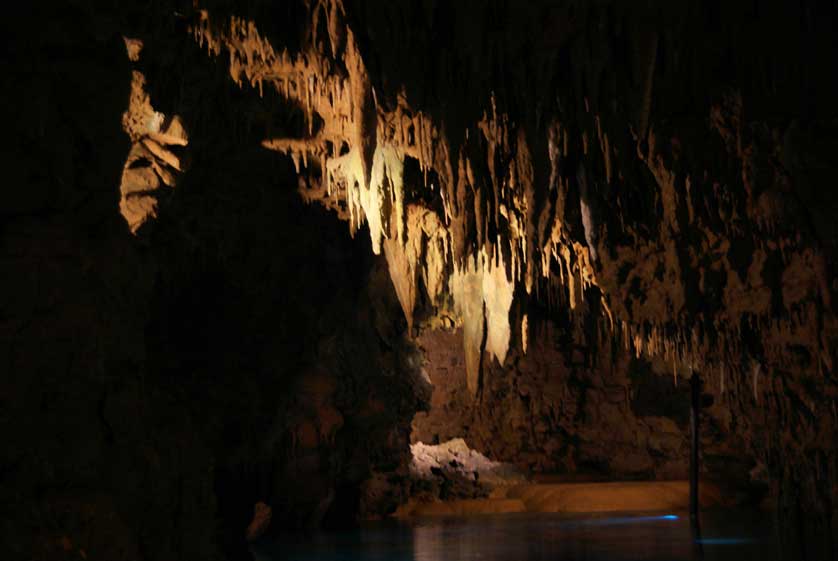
[412,318,762,503]
[1,4,427,561]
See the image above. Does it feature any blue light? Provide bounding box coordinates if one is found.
[559,514,681,528]
[696,538,755,545]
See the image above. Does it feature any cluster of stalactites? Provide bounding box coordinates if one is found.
[186,3,663,396]
[188,3,833,401]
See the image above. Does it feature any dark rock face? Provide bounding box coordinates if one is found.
[2,6,160,561]
[3,1,838,560]
[143,146,427,555]
[1,4,426,561]
[413,325,689,478]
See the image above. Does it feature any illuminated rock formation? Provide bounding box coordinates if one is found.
[119,38,189,232]
[189,6,597,394]
[189,2,835,397]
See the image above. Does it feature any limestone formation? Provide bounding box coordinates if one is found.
[118,39,189,232]
[189,2,835,408]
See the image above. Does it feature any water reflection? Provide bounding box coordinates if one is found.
[255,509,778,561]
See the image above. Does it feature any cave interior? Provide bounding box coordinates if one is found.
[2,1,838,560]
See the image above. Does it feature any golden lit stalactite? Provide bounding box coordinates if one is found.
[450,254,485,395]
[418,210,450,309]
[521,314,529,354]
[382,218,417,332]
[482,247,515,367]
[385,204,452,332]
[119,38,189,233]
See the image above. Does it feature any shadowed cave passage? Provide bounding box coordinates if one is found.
[3,1,838,561]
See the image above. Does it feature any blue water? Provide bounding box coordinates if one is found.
[253,509,779,561]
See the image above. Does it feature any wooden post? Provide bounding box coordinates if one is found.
[690,372,701,524]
